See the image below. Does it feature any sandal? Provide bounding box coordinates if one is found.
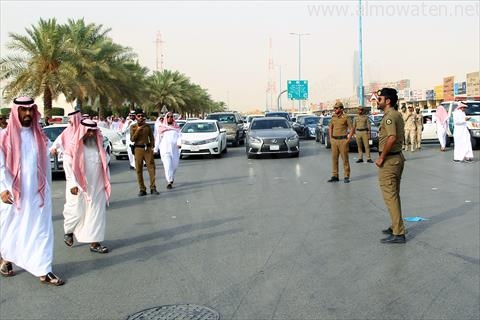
[64,233,74,247]
[40,272,65,286]
[90,243,109,254]
[0,260,15,277]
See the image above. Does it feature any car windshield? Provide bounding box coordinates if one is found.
[304,117,320,125]
[465,102,480,115]
[207,114,236,123]
[43,126,66,142]
[251,119,289,130]
[182,122,217,133]
[265,112,290,120]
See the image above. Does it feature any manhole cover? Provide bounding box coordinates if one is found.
[126,304,220,320]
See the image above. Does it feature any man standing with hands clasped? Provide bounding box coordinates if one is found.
[353,106,373,163]
[62,119,111,253]
[375,88,406,244]
[130,110,159,196]
[327,101,353,183]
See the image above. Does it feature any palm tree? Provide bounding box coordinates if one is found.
[1,18,76,117]
[148,70,191,114]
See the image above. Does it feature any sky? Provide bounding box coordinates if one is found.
[1,0,479,112]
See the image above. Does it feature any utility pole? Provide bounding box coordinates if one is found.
[358,0,364,106]
[290,33,310,112]
[266,37,276,111]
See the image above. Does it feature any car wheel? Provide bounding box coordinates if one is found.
[446,137,452,147]
[247,153,254,159]
[223,144,228,153]
[325,135,331,149]
[315,133,319,142]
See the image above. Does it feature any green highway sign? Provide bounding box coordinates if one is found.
[287,80,308,100]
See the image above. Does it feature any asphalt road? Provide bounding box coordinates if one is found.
[1,140,479,320]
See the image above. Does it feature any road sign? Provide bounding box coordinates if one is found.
[287,80,308,100]
[161,105,168,113]
[369,92,378,102]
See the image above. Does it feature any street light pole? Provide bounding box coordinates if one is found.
[275,64,284,110]
[290,32,310,112]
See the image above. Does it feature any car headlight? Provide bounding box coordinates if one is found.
[287,134,299,142]
[309,128,316,134]
[249,136,262,144]
[203,137,219,144]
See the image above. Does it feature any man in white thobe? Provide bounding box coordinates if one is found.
[435,105,448,151]
[159,112,181,189]
[123,111,137,170]
[453,103,474,162]
[0,97,64,286]
[62,119,111,253]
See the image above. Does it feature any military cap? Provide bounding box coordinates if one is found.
[333,101,344,109]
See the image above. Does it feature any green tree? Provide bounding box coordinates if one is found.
[1,18,76,118]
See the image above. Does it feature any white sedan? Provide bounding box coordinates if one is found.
[180,120,227,158]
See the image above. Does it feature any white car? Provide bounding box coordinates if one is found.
[99,127,128,159]
[42,124,111,173]
[180,120,227,158]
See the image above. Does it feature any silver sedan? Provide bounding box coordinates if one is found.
[245,117,299,158]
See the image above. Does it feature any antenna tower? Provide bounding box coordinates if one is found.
[155,31,164,71]
[266,37,276,111]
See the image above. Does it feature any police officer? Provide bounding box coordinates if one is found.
[327,101,353,183]
[404,105,416,152]
[400,105,408,150]
[130,110,159,196]
[353,106,373,163]
[414,107,423,150]
[375,88,406,244]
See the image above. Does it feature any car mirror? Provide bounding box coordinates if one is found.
[220,128,226,133]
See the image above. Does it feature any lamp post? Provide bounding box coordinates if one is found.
[358,0,364,106]
[290,32,310,112]
[275,64,285,110]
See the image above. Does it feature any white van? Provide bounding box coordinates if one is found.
[438,100,480,148]
[420,110,438,141]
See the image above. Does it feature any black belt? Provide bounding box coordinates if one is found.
[332,135,347,139]
[378,151,401,156]
[134,144,150,148]
[356,128,368,131]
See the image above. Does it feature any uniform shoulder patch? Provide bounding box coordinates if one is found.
[386,119,392,125]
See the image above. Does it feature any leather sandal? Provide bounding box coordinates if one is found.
[64,233,74,247]
[40,272,65,286]
[0,260,15,277]
[90,243,109,254]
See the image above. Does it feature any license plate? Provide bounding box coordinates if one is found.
[369,139,373,145]
[270,145,280,151]
[191,145,199,151]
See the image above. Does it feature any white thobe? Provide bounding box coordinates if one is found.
[123,119,136,168]
[0,128,53,277]
[160,130,181,183]
[63,142,108,243]
[453,109,473,161]
[436,120,447,149]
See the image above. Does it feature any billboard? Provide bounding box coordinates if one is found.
[466,71,480,96]
[434,85,443,100]
[443,76,454,101]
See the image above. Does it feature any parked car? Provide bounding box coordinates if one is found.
[100,127,128,160]
[205,112,244,146]
[440,100,480,149]
[315,115,379,151]
[243,114,264,132]
[293,115,320,139]
[315,116,332,144]
[369,114,383,126]
[42,124,111,173]
[180,120,227,158]
[264,111,291,122]
[245,117,299,158]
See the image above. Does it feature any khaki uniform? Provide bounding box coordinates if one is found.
[414,113,423,149]
[353,114,371,161]
[130,123,157,192]
[400,110,408,149]
[378,108,405,236]
[403,110,416,151]
[329,114,352,178]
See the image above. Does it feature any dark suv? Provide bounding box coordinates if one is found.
[206,112,244,146]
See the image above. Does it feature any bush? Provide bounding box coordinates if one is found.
[51,107,64,116]
[1,108,11,116]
